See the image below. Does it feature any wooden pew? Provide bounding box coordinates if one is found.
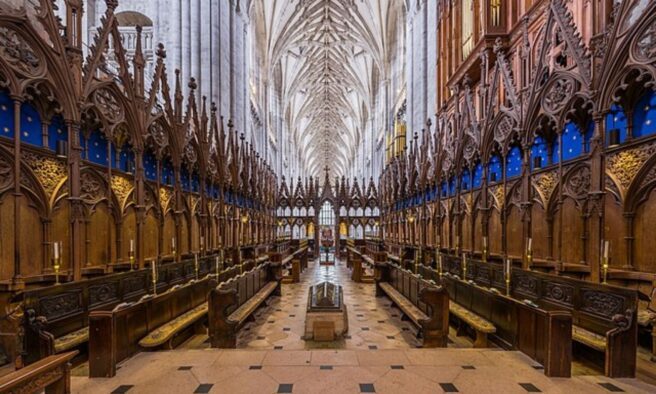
[19,255,217,366]
[0,351,77,394]
[208,262,281,348]
[439,255,637,378]
[88,266,240,378]
[347,246,374,283]
[375,262,449,348]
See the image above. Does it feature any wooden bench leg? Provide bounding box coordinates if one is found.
[45,361,71,394]
[651,326,656,363]
[456,320,467,337]
[473,331,488,348]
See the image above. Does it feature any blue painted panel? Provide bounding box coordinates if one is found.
[20,102,42,146]
[143,150,157,181]
[441,181,448,198]
[448,176,457,196]
[506,146,522,179]
[531,135,549,170]
[488,155,502,183]
[181,171,190,192]
[114,144,134,173]
[606,104,628,145]
[87,130,109,165]
[48,116,67,151]
[191,173,200,193]
[461,169,471,191]
[562,122,583,161]
[0,90,14,138]
[473,163,483,189]
[161,158,174,185]
[551,137,561,164]
[633,91,656,138]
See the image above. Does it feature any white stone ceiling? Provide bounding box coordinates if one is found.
[250,0,400,178]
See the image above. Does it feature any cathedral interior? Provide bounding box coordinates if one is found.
[1,0,656,393]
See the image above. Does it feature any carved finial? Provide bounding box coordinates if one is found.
[493,37,504,54]
[188,77,197,90]
[105,0,118,11]
[156,43,166,59]
[211,102,217,113]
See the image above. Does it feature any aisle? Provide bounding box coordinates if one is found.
[187,257,427,350]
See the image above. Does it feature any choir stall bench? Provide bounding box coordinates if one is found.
[209,261,282,348]
[375,262,449,348]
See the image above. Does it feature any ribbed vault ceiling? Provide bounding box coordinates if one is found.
[250,0,401,178]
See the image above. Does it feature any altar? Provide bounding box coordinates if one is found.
[304,282,348,341]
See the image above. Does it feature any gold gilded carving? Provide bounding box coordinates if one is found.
[490,185,505,208]
[607,142,656,190]
[22,152,67,196]
[111,175,133,206]
[159,187,172,210]
[534,171,557,204]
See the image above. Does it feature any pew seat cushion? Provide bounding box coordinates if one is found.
[229,281,278,325]
[139,303,208,348]
[572,325,606,351]
[449,303,496,334]
[54,327,89,353]
[379,282,427,325]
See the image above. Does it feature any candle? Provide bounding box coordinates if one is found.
[527,238,532,253]
[172,237,176,250]
[151,259,157,282]
[200,236,204,250]
[506,258,512,278]
[483,236,488,249]
[436,235,441,247]
[130,239,135,253]
[53,242,59,259]
[603,241,609,259]
[437,252,442,273]
[456,235,460,247]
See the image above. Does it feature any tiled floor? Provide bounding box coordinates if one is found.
[185,258,453,351]
[70,259,656,393]
[71,348,656,393]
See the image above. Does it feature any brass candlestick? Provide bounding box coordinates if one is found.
[129,252,135,271]
[194,253,199,280]
[152,261,158,295]
[527,251,533,268]
[53,256,61,285]
[602,257,609,284]
[506,277,511,296]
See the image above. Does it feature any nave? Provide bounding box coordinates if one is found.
[68,258,655,394]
